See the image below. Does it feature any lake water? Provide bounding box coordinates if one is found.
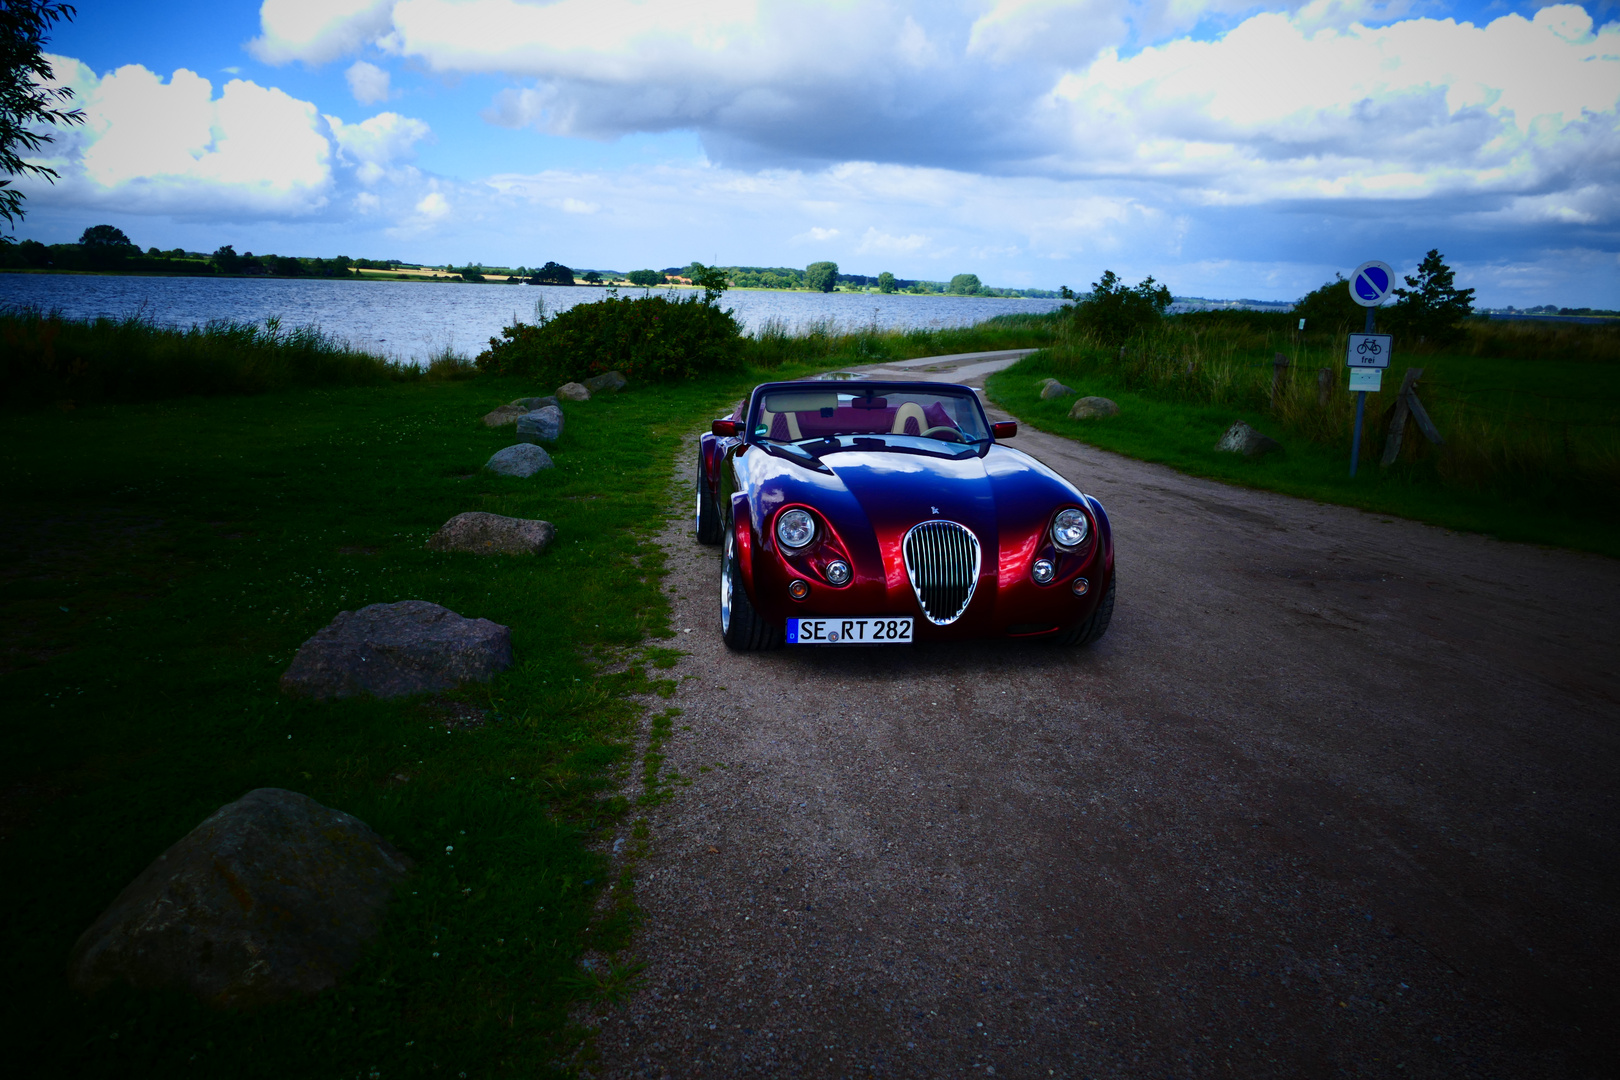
[0,274,1066,363]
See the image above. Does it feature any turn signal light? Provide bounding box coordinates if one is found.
[787,579,810,600]
[1071,577,1090,596]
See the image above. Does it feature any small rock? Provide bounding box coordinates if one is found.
[511,395,559,411]
[583,370,627,394]
[481,404,528,428]
[279,600,513,700]
[428,512,555,556]
[67,788,412,1009]
[485,443,554,477]
[1215,421,1282,457]
[515,404,564,444]
[1037,377,1059,388]
[1069,396,1120,419]
[1039,381,1075,400]
[557,382,591,402]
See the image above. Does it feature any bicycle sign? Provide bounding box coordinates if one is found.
[1347,333,1392,368]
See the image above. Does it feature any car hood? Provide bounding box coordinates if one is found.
[823,450,999,539]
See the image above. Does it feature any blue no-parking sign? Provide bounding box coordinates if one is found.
[1349,260,1396,307]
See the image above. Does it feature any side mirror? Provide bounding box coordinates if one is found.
[712,419,738,437]
[992,421,1017,439]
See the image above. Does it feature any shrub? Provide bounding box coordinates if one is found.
[1071,270,1171,345]
[475,291,744,384]
[1290,275,1368,334]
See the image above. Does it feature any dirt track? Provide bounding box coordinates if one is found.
[590,360,1620,1079]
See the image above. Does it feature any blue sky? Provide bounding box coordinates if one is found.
[11,0,1619,305]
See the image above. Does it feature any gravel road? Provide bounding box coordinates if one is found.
[589,357,1620,1079]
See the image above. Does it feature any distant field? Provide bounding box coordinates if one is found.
[986,317,1620,558]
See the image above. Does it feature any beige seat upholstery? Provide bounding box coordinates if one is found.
[892,401,927,436]
[760,408,803,441]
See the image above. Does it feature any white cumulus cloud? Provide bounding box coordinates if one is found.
[25,56,333,216]
[345,60,391,104]
[251,0,399,65]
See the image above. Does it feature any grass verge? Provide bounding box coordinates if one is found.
[0,373,743,1076]
[987,355,1620,560]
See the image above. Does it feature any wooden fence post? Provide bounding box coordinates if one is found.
[1317,367,1333,407]
[1271,352,1290,408]
[1380,368,1443,463]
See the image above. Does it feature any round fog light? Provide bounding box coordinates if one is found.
[1071,577,1090,596]
[825,560,851,586]
[787,579,810,600]
[1032,559,1055,584]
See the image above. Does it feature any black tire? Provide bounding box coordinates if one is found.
[695,452,722,545]
[720,529,779,651]
[1056,572,1115,647]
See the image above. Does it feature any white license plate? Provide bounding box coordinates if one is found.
[786,616,913,645]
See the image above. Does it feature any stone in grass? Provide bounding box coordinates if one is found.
[511,395,559,411]
[583,370,627,394]
[484,443,554,477]
[1039,381,1075,401]
[515,404,564,444]
[1215,421,1282,457]
[67,788,413,1009]
[482,403,528,428]
[1069,396,1120,419]
[556,381,591,402]
[428,512,555,556]
[278,600,512,701]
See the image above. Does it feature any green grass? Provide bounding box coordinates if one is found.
[0,374,744,1076]
[987,356,1620,559]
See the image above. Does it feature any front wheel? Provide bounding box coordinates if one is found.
[720,529,779,651]
[1055,573,1115,647]
[695,452,722,545]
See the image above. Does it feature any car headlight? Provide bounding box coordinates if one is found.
[776,508,816,549]
[1052,508,1089,549]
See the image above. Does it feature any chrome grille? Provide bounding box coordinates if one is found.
[902,520,982,626]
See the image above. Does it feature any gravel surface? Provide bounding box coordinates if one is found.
[588,360,1619,1079]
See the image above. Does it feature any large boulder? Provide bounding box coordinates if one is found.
[1069,396,1120,419]
[556,381,591,402]
[515,404,564,444]
[511,395,559,411]
[482,404,528,428]
[67,788,412,1009]
[1215,421,1282,457]
[279,600,512,700]
[1039,381,1074,401]
[583,370,627,394]
[485,443,554,477]
[428,512,555,556]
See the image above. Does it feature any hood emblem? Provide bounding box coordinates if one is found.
[930,506,939,515]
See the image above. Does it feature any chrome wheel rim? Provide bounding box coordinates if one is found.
[719,530,733,633]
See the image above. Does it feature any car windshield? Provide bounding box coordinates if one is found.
[751,387,990,445]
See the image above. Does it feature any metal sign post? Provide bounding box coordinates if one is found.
[1347,261,1395,477]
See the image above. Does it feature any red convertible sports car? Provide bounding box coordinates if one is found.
[696,380,1115,650]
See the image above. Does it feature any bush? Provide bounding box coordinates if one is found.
[1071,270,1171,345]
[1290,275,1368,334]
[475,291,744,384]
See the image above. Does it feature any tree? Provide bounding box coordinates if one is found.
[1389,249,1475,344]
[805,260,838,292]
[581,270,601,285]
[528,260,572,286]
[948,273,983,295]
[687,261,731,305]
[877,271,896,294]
[77,223,136,267]
[626,269,664,287]
[1,1,83,227]
[1072,270,1172,345]
[211,244,242,274]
